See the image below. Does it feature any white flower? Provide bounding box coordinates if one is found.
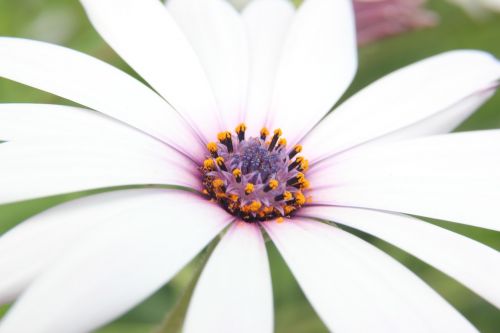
[0,0,499,332]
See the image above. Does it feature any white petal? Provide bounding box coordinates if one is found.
[367,90,495,146]
[309,130,500,231]
[0,104,197,168]
[0,104,178,150]
[0,38,203,160]
[0,104,121,141]
[242,0,295,135]
[80,0,223,141]
[304,51,500,163]
[0,140,199,204]
[0,190,158,304]
[0,190,232,333]
[267,0,357,144]
[184,222,273,333]
[167,0,249,129]
[263,219,477,333]
[300,206,500,309]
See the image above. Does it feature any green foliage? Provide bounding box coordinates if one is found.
[154,238,220,333]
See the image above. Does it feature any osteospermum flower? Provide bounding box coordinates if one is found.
[0,0,499,332]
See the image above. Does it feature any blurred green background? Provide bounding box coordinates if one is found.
[0,0,499,332]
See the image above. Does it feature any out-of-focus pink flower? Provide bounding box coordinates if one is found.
[355,0,438,44]
[231,0,438,45]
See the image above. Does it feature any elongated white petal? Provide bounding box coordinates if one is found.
[300,206,500,309]
[309,130,500,231]
[168,0,249,128]
[242,0,295,135]
[0,190,155,304]
[0,38,202,160]
[80,0,223,141]
[365,90,496,146]
[0,104,197,168]
[0,104,123,141]
[268,0,357,144]
[0,104,182,153]
[304,51,500,163]
[0,140,199,204]
[263,219,477,333]
[0,190,232,333]
[184,222,273,333]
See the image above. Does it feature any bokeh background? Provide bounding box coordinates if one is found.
[0,0,499,332]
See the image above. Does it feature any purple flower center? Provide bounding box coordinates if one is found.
[201,124,310,222]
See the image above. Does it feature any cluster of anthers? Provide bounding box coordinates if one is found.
[201,124,310,222]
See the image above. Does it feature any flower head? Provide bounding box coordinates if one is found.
[203,126,309,221]
[0,0,499,332]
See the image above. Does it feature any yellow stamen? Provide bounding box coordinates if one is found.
[216,192,227,199]
[235,123,247,134]
[269,128,283,151]
[207,142,218,153]
[232,168,242,183]
[299,159,309,172]
[295,191,306,205]
[215,156,227,171]
[268,179,279,190]
[289,144,303,159]
[260,127,269,139]
[276,217,285,224]
[290,172,305,185]
[215,156,225,166]
[241,205,251,213]
[212,178,225,189]
[249,200,262,212]
[263,206,274,214]
[283,191,293,201]
[217,131,231,143]
[203,159,214,170]
[288,156,305,171]
[278,138,287,147]
[284,205,295,215]
[245,183,255,195]
[235,123,247,141]
[229,194,239,202]
[289,172,309,189]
